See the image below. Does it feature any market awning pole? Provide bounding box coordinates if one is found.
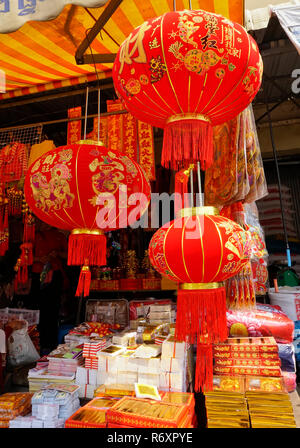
[84,85,89,140]
[265,98,291,267]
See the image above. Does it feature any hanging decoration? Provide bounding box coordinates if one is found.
[113,9,262,171]
[14,196,36,292]
[67,107,82,145]
[0,184,8,257]
[24,142,151,297]
[148,206,250,390]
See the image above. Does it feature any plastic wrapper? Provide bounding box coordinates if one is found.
[244,106,268,203]
[7,320,39,367]
[277,343,296,373]
[233,110,250,202]
[204,115,239,206]
[226,303,294,344]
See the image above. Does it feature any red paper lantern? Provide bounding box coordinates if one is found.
[148,206,250,390]
[113,9,263,170]
[24,142,151,295]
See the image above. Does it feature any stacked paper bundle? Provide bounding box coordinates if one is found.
[28,346,83,392]
[129,300,173,330]
[161,392,197,428]
[160,336,188,393]
[213,337,282,377]
[245,376,297,428]
[83,340,107,371]
[75,367,98,399]
[0,393,33,428]
[204,376,250,428]
[9,385,80,428]
[106,395,194,428]
[47,344,84,376]
[65,397,119,428]
[147,304,173,326]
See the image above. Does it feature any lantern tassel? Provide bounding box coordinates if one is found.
[162,119,213,171]
[75,265,91,298]
[175,287,228,344]
[195,343,213,392]
[68,232,106,266]
[175,286,228,393]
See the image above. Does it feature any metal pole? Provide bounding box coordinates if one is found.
[190,169,194,208]
[173,0,176,11]
[84,85,89,140]
[97,87,101,142]
[189,0,192,9]
[197,161,203,207]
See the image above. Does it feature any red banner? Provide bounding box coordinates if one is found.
[138,121,156,181]
[67,107,82,145]
[107,100,123,152]
[123,113,137,161]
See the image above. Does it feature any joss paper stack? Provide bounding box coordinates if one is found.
[106,396,191,428]
[160,336,188,393]
[65,397,118,428]
[213,337,281,377]
[204,376,250,428]
[245,376,297,428]
[0,393,33,428]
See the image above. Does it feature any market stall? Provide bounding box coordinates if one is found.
[0,0,300,431]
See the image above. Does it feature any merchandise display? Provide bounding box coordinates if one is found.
[9,385,80,428]
[1,0,300,432]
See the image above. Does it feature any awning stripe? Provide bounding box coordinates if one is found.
[0,1,243,100]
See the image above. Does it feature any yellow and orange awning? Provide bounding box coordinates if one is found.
[0,0,244,101]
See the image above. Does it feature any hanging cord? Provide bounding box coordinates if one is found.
[85,28,102,142]
[84,85,89,140]
[264,94,291,267]
[173,0,176,11]
[189,0,192,9]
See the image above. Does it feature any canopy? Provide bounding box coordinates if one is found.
[0,0,243,101]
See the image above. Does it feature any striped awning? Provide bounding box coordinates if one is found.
[0,0,244,100]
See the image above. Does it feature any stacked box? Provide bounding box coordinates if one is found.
[106,396,190,428]
[245,376,296,428]
[0,393,33,428]
[75,367,98,399]
[65,397,118,428]
[9,385,80,428]
[213,337,281,377]
[160,336,188,393]
[204,376,250,428]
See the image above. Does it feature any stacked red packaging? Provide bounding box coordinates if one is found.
[213,337,282,377]
[83,341,106,370]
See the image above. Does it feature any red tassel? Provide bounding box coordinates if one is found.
[195,343,213,392]
[23,213,35,243]
[175,287,228,344]
[75,265,91,297]
[162,119,213,171]
[175,286,228,393]
[68,233,107,266]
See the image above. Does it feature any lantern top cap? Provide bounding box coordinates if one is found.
[178,206,219,218]
[77,139,105,146]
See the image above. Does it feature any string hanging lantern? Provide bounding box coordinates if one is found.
[113,9,263,170]
[24,142,151,296]
[148,206,251,390]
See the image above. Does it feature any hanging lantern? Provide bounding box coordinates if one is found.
[148,206,250,390]
[113,9,263,170]
[24,141,151,295]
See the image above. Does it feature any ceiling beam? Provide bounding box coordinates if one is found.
[75,0,123,65]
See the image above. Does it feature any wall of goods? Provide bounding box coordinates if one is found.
[0,8,300,429]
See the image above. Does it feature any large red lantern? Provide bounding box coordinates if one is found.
[149,206,250,390]
[24,142,151,295]
[113,9,263,170]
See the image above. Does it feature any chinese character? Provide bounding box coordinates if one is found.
[18,0,36,16]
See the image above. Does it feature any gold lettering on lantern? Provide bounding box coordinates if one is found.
[119,21,152,74]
